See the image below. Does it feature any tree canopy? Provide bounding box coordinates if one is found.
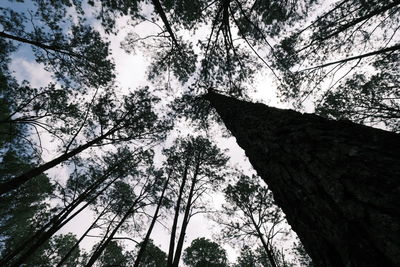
[1,0,398,266]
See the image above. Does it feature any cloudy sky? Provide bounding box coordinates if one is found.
[2,0,309,265]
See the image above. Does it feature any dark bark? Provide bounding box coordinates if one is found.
[151,0,179,47]
[0,127,120,195]
[205,91,400,267]
[166,159,190,267]
[171,161,200,267]
[134,170,171,267]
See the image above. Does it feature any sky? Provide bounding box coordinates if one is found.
[2,0,309,265]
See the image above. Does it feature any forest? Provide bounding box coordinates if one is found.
[0,0,399,266]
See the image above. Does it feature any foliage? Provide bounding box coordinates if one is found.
[270,0,400,130]
[97,241,131,266]
[1,0,398,266]
[316,53,400,132]
[220,174,286,244]
[292,239,313,267]
[183,237,228,267]
[135,239,167,267]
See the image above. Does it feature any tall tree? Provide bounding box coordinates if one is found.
[134,168,172,267]
[163,136,228,267]
[0,147,150,266]
[205,90,400,267]
[217,174,289,267]
[84,162,165,267]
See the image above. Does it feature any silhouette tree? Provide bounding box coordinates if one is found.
[216,174,289,267]
[163,136,228,267]
[183,237,228,267]
[135,239,167,267]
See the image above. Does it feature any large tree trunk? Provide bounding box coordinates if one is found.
[205,91,400,267]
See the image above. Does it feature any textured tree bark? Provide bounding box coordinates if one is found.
[205,91,400,267]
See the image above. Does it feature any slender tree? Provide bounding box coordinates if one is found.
[134,168,172,267]
[84,164,164,266]
[217,174,289,267]
[163,136,228,267]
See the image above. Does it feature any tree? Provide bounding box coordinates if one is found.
[134,168,171,267]
[183,237,228,267]
[0,87,171,195]
[0,147,151,266]
[217,174,289,267]
[0,2,115,89]
[270,0,400,128]
[205,90,400,267]
[163,136,228,267]
[235,246,260,267]
[234,245,295,267]
[315,53,400,132]
[27,233,83,267]
[84,161,165,267]
[135,239,167,267]
[97,241,131,267]
[0,94,57,264]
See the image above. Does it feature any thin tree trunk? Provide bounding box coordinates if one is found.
[84,197,142,267]
[0,31,77,57]
[248,214,277,267]
[205,91,400,267]
[134,170,172,267]
[5,172,122,266]
[151,0,179,47]
[166,159,190,267]
[300,43,400,72]
[171,161,200,267]
[0,126,120,195]
[0,167,117,265]
[56,204,110,267]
